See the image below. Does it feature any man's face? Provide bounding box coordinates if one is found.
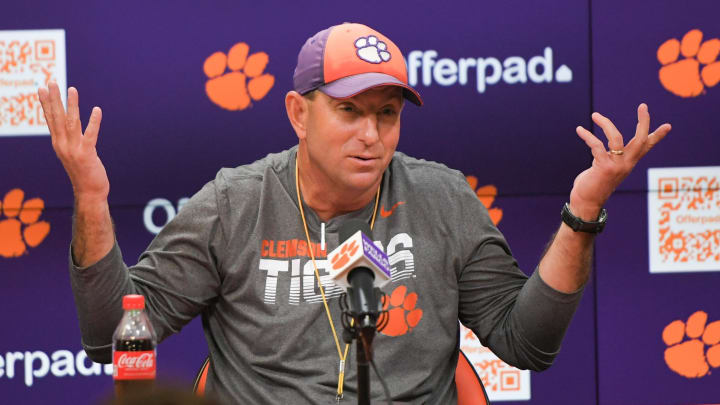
[303,86,404,193]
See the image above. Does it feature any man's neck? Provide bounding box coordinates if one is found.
[296,148,380,222]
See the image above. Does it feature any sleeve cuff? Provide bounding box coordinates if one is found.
[80,340,113,364]
[69,242,123,279]
[511,268,585,357]
[530,267,586,301]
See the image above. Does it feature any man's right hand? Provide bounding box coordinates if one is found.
[38,82,109,202]
[38,83,115,267]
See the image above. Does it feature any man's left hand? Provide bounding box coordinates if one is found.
[570,103,672,219]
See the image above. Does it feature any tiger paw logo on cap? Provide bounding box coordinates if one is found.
[355,35,391,64]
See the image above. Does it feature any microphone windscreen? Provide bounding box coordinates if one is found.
[339,219,373,241]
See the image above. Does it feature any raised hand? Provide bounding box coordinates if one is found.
[538,104,672,293]
[38,83,109,201]
[571,104,672,218]
[38,83,114,267]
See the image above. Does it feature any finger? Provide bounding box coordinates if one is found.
[647,123,672,150]
[636,103,650,137]
[48,81,67,122]
[83,107,103,147]
[592,112,624,152]
[66,87,82,145]
[47,82,68,141]
[576,126,610,163]
[66,87,81,131]
[626,122,672,160]
[38,84,67,150]
[37,87,56,131]
[625,103,651,161]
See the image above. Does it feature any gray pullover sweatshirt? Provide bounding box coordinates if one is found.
[70,146,583,404]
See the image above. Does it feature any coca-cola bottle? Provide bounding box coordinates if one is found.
[113,294,157,398]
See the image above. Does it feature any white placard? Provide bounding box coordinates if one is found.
[648,166,720,273]
[460,323,531,401]
[0,29,66,136]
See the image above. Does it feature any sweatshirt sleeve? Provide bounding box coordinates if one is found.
[455,179,584,371]
[69,179,227,363]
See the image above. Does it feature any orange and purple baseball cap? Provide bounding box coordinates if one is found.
[293,23,423,106]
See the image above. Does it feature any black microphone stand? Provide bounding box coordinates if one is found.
[340,272,388,405]
[355,315,375,405]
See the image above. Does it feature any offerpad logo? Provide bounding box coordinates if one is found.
[662,311,720,378]
[466,175,503,225]
[0,189,50,258]
[647,167,720,273]
[459,323,530,401]
[407,47,572,94]
[0,29,66,136]
[203,42,275,111]
[657,29,720,97]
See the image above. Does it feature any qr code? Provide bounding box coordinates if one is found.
[472,357,522,392]
[0,30,66,136]
[459,324,530,400]
[657,176,720,263]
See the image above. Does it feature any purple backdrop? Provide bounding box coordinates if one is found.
[1,0,718,404]
[592,1,720,404]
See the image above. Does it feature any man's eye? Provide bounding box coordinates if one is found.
[341,106,355,113]
[381,108,397,116]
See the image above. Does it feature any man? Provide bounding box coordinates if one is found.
[38,23,670,403]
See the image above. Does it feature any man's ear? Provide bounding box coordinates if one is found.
[285,91,310,140]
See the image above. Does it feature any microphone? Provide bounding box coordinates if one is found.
[328,219,391,329]
[330,220,393,405]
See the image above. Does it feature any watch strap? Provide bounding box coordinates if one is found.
[561,203,607,233]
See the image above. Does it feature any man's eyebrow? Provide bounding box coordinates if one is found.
[329,96,352,104]
[334,99,356,107]
[385,95,404,107]
[387,90,404,104]
[381,100,401,108]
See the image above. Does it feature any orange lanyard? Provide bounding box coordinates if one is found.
[295,155,381,401]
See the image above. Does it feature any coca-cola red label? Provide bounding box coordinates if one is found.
[113,350,156,380]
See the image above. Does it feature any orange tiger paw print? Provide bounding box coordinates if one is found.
[203,42,275,111]
[331,240,359,270]
[657,29,720,98]
[662,310,720,378]
[381,286,423,337]
[0,189,50,258]
[466,175,503,225]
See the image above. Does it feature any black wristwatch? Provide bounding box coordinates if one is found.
[561,203,607,233]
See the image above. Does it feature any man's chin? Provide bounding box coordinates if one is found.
[343,171,383,192]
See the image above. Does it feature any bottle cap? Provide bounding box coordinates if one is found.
[122,294,145,310]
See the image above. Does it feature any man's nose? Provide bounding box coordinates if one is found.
[358,114,380,144]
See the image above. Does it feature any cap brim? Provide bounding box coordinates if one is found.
[319,72,423,106]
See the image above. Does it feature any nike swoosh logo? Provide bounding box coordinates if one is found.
[380,201,405,218]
